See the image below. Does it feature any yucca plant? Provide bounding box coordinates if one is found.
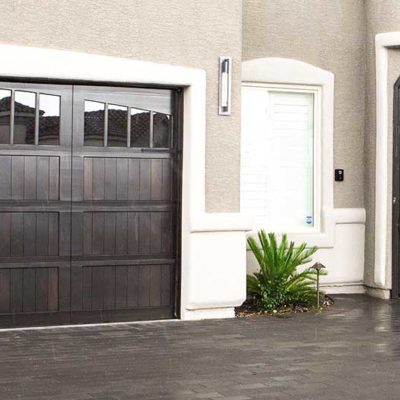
[247,230,322,312]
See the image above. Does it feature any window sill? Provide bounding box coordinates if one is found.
[246,208,365,249]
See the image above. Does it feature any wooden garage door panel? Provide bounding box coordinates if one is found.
[82,157,173,201]
[70,85,178,323]
[0,212,59,257]
[0,267,59,314]
[0,155,60,201]
[0,82,179,327]
[70,264,173,312]
[71,211,173,257]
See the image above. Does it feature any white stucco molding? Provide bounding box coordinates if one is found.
[374,32,400,289]
[242,57,335,247]
[0,44,203,88]
[190,213,253,233]
[0,43,252,321]
[334,208,366,225]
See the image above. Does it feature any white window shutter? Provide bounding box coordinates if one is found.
[241,86,314,230]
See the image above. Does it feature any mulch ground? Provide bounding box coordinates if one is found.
[235,294,335,318]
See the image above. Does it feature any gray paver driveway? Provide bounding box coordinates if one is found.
[1,295,400,400]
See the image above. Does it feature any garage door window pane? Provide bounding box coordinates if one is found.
[14,91,36,145]
[241,86,314,229]
[108,104,128,147]
[0,89,11,144]
[39,94,60,145]
[153,113,171,148]
[130,108,150,148]
[84,101,105,146]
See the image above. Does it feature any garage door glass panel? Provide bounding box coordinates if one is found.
[0,89,11,144]
[84,101,105,146]
[14,91,36,145]
[39,94,60,145]
[153,113,171,148]
[130,108,150,148]
[108,104,128,147]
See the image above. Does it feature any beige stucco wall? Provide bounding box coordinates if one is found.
[242,0,400,292]
[242,0,366,209]
[5,0,400,292]
[0,0,242,213]
[364,1,400,287]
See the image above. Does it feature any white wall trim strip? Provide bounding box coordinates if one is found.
[334,208,366,224]
[190,213,253,233]
[322,283,366,295]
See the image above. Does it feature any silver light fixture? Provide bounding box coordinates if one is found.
[219,56,232,115]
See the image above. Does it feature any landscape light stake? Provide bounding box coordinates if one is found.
[310,262,326,309]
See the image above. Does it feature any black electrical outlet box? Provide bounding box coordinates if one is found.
[335,169,344,182]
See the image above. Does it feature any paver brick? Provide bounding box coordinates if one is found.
[0,295,399,399]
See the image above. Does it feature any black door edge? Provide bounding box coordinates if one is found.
[392,76,400,298]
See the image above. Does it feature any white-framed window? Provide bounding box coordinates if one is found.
[241,83,321,232]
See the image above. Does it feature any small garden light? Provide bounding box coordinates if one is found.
[310,262,326,309]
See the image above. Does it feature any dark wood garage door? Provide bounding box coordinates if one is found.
[0,82,180,327]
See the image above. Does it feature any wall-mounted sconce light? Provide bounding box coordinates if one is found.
[219,56,232,115]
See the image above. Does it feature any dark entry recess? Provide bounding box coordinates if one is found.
[0,82,182,327]
[393,77,400,298]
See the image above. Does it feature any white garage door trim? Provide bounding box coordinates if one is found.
[0,44,252,321]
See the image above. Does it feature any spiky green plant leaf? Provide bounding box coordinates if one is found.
[247,230,323,311]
